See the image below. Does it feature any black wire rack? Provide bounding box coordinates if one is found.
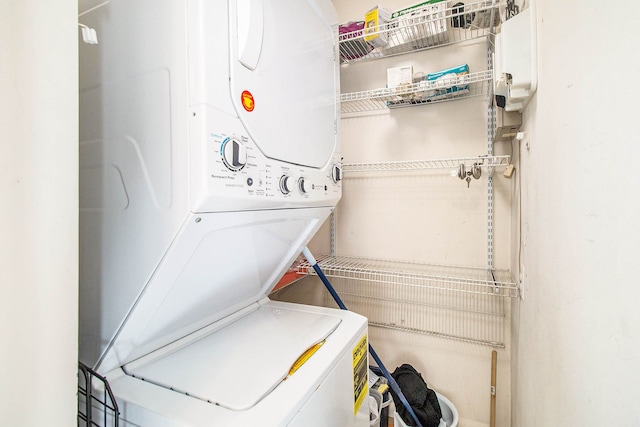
[78,362,120,427]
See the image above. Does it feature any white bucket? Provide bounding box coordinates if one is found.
[392,392,458,427]
[369,388,392,427]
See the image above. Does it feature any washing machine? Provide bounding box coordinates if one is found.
[78,0,369,425]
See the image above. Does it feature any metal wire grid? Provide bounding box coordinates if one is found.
[298,255,517,347]
[78,363,119,427]
[338,0,499,64]
[342,154,510,173]
[340,70,493,113]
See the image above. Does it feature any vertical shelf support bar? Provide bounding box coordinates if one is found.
[486,5,497,271]
[330,211,336,256]
[487,81,495,271]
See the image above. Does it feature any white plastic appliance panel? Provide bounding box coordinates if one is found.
[228,0,339,168]
[79,0,191,367]
[79,0,342,369]
[125,304,342,410]
[189,105,341,213]
[104,301,369,427]
[98,208,332,373]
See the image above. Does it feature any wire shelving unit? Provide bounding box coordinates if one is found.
[339,0,499,64]
[342,154,510,173]
[319,0,516,347]
[341,70,492,113]
[297,255,517,347]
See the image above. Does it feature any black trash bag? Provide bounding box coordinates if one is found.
[389,364,442,427]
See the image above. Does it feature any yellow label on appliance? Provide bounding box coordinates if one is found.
[352,334,368,415]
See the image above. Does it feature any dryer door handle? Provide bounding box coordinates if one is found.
[236,0,264,71]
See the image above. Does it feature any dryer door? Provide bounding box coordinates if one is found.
[228,0,338,169]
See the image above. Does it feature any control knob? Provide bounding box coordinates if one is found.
[221,138,247,172]
[279,175,293,194]
[331,164,342,183]
[298,177,308,194]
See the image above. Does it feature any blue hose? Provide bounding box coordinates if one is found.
[302,248,423,427]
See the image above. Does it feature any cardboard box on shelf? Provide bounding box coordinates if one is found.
[387,66,414,90]
[364,6,393,48]
[385,66,415,106]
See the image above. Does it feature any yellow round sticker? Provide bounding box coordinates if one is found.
[241,90,255,112]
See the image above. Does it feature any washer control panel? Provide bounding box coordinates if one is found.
[190,109,341,213]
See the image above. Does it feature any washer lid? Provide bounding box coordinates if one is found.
[124,304,341,410]
[96,208,332,373]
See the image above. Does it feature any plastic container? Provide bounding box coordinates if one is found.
[392,392,458,427]
[338,21,373,60]
[369,388,391,427]
[369,367,390,427]
[369,388,382,427]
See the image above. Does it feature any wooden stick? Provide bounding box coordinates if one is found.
[490,350,497,427]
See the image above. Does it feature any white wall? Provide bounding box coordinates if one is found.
[512,0,640,425]
[0,0,79,425]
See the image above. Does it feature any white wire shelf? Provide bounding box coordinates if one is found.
[298,255,518,297]
[341,70,492,113]
[338,0,498,64]
[342,154,510,173]
[298,255,517,347]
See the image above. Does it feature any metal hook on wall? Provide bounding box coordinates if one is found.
[457,162,482,188]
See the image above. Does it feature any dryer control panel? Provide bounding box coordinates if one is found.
[189,106,341,213]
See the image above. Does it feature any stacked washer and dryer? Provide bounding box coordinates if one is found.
[78,0,369,425]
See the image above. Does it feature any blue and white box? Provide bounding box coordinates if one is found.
[425,64,470,100]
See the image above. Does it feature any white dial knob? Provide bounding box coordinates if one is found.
[298,177,308,194]
[279,175,293,194]
[331,164,342,183]
[221,138,247,171]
